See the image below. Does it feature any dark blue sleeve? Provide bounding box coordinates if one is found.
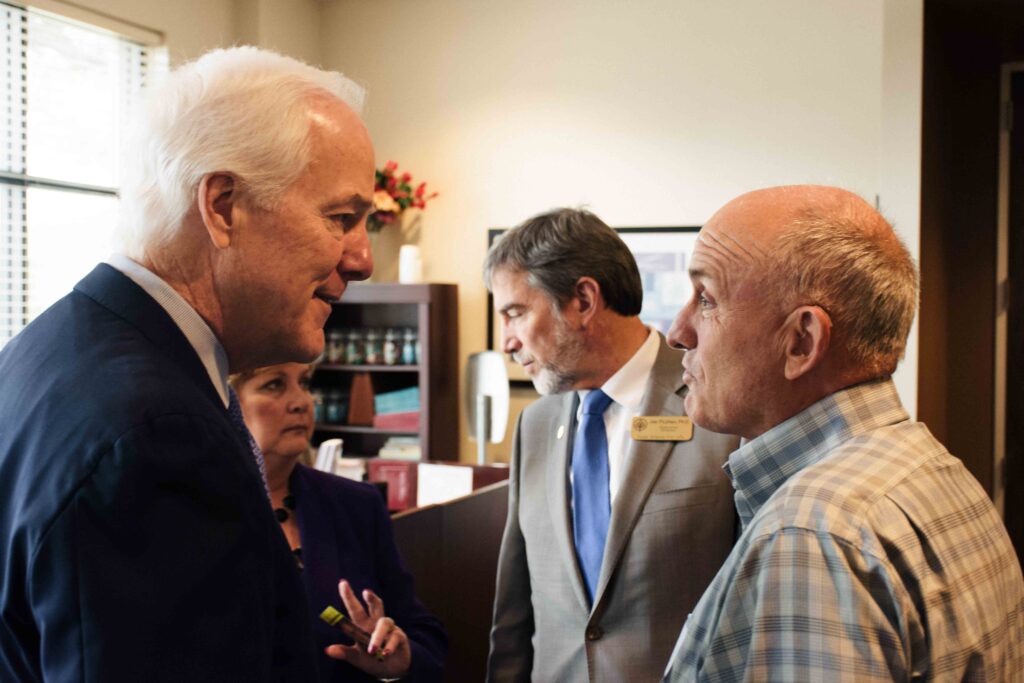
[29,414,316,682]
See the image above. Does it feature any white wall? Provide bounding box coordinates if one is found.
[881,0,923,419]
[322,0,922,460]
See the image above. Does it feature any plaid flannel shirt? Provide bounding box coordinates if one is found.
[664,379,1024,682]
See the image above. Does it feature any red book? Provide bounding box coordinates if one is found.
[372,411,420,431]
[367,460,418,512]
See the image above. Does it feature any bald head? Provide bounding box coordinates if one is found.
[668,185,917,437]
[704,185,890,252]
[710,184,918,378]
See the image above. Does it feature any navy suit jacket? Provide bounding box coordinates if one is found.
[292,465,446,682]
[0,264,318,681]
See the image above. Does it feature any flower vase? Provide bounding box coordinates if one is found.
[366,224,403,282]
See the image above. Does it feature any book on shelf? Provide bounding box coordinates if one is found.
[374,386,420,415]
[313,440,371,481]
[372,410,420,431]
[314,438,343,473]
[333,457,368,482]
[377,436,421,461]
[367,459,418,511]
[367,459,511,512]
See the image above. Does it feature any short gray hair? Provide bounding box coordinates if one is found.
[115,46,365,260]
[483,208,643,316]
[774,207,918,378]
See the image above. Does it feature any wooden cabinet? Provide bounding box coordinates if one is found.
[313,283,458,461]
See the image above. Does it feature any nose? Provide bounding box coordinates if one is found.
[500,322,520,356]
[667,298,697,351]
[340,222,374,282]
[287,387,312,414]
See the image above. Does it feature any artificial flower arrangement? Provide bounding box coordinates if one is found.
[369,160,439,232]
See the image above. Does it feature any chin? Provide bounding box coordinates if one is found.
[285,439,312,455]
[532,369,574,396]
[531,379,554,396]
[287,330,325,363]
[684,396,708,427]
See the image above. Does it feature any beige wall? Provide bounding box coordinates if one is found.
[881,0,923,418]
[234,0,323,68]
[34,0,321,65]
[24,0,923,461]
[37,0,236,61]
[321,0,922,461]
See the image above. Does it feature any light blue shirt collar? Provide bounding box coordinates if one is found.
[723,378,908,528]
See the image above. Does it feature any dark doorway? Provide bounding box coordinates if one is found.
[920,0,1024,562]
[1006,69,1023,565]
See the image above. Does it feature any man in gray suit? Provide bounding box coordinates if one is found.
[484,208,739,682]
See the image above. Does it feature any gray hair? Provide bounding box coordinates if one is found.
[115,46,365,260]
[774,207,918,378]
[483,208,643,316]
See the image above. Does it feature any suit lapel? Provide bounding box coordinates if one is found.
[545,391,591,613]
[592,340,685,609]
[75,264,260,487]
[74,263,222,408]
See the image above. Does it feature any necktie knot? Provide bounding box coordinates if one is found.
[582,389,613,416]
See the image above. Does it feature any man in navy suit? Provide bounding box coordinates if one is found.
[0,47,375,681]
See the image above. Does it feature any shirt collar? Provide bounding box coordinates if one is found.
[106,253,231,407]
[577,326,660,410]
[724,378,909,528]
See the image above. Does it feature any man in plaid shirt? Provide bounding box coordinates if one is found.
[662,185,1024,681]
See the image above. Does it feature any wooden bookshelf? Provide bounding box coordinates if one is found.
[313,283,458,461]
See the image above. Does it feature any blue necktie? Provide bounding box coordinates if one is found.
[572,389,613,604]
[228,387,270,499]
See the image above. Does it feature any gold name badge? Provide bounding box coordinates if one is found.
[631,416,694,442]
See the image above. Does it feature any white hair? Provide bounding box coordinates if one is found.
[115,46,366,259]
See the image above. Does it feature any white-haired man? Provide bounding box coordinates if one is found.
[0,48,379,681]
[662,185,1024,681]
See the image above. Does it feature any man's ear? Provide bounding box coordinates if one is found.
[783,305,831,380]
[197,172,237,249]
[571,277,603,327]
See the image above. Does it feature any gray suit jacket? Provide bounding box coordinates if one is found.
[487,338,739,683]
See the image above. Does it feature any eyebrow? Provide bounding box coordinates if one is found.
[325,194,373,214]
[688,266,712,281]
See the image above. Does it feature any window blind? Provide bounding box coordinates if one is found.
[0,0,165,347]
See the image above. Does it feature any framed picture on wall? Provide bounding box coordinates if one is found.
[486,226,700,387]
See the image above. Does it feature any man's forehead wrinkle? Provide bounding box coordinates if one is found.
[697,228,758,268]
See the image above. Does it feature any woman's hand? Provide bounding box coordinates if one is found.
[325,580,412,680]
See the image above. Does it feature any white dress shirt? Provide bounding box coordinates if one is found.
[105,254,231,408]
[574,327,660,504]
